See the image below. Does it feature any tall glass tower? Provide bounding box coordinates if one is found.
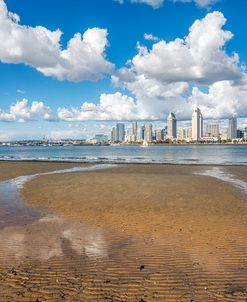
[228,115,237,140]
[192,108,203,141]
[116,123,125,142]
[167,112,177,138]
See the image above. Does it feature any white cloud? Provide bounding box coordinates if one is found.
[173,0,219,8]
[0,110,16,122]
[111,12,247,120]
[189,78,247,119]
[58,92,138,121]
[144,33,159,42]
[30,101,54,121]
[131,12,241,84]
[0,99,54,122]
[0,1,114,81]
[17,89,25,94]
[114,0,164,8]
[114,0,219,8]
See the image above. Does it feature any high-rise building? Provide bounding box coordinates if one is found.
[111,127,117,142]
[178,127,191,140]
[206,124,219,138]
[167,112,177,138]
[237,129,244,139]
[163,127,168,138]
[244,127,247,140]
[192,108,203,141]
[145,124,153,142]
[228,115,237,140]
[131,122,138,142]
[140,125,145,141]
[116,123,125,142]
[155,129,164,141]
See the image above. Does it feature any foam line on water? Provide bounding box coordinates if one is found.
[195,167,247,194]
[6,164,116,189]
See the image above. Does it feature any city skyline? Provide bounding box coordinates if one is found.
[1,0,247,141]
[107,109,246,143]
[1,114,247,142]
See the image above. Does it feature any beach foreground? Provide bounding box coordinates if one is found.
[0,162,246,301]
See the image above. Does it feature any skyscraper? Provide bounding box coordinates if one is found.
[192,108,203,141]
[227,115,237,140]
[131,121,138,142]
[111,127,116,142]
[244,127,247,140]
[140,125,145,141]
[145,124,153,142]
[116,123,125,142]
[167,112,177,138]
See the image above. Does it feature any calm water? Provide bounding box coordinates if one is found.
[0,144,247,165]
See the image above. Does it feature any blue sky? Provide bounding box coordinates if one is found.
[0,0,247,140]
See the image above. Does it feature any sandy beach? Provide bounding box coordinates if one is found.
[0,162,246,301]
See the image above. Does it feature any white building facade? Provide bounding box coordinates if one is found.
[192,108,203,141]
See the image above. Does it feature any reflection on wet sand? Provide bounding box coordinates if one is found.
[0,215,108,264]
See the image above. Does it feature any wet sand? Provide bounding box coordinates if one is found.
[0,161,83,181]
[0,162,247,301]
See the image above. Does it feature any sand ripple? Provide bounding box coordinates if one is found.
[0,216,246,301]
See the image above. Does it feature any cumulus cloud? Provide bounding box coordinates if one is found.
[0,99,54,122]
[0,110,16,122]
[114,0,219,8]
[189,78,247,119]
[58,92,138,121]
[112,69,190,119]
[130,12,241,84]
[111,11,247,120]
[0,1,114,81]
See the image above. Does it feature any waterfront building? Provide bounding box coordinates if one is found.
[167,112,177,138]
[94,134,108,144]
[110,123,125,142]
[145,124,153,142]
[178,127,191,140]
[187,128,192,139]
[192,108,203,141]
[116,123,125,142]
[206,124,219,138]
[237,129,244,139]
[131,122,138,142]
[111,127,117,142]
[140,125,145,141]
[163,127,168,138]
[244,127,247,140]
[124,128,131,143]
[155,129,164,141]
[227,115,237,140]
[220,131,228,141]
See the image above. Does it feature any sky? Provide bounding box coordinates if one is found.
[0,0,247,140]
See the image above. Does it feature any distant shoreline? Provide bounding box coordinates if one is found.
[0,158,246,166]
[1,142,247,147]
